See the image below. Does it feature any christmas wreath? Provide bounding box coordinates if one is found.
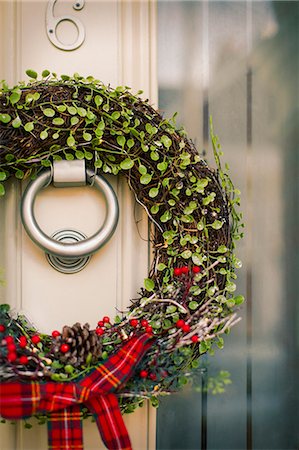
[0,71,244,448]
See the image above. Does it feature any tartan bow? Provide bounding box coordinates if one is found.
[0,333,153,450]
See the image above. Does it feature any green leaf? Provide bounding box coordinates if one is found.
[192,253,203,266]
[94,95,103,107]
[24,122,34,132]
[67,106,77,115]
[157,263,167,271]
[138,165,147,175]
[71,116,79,126]
[64,364,74,374]
[43,108,55,117]
[140,173,152,184]
[9,90,21,105]
[181,215,194,223]
[197,221,204,231]
[52,132,60,139]
[57,105,66,112]
[149,187,159,198]
[157,161,168,172]
[94,159,103,168]
[111,111,120,120]
[150,205,159,214]
[52,117,64,126]
[189,301,199,310]
[203,192,216,205]
[67,135,76,147]
[181,250,192,259]
[161,135,172,148]
[0,172,6,181]
[163,319,172,329]
[41,160,51,167]
[75,150,84,159]
[234,295,245,305]
[0,183,5,196]
[127,138,134,149]
[117,135,126,147]
[150,151,159,161]
[12,116,22,128]
[77,107,87,117]
[120,158,134,170]
[217,245,228,253]
[166,305,177,314]
[42,69,50,77]
[40,130,48,140]
[211,220,223,230]
[160,210,172,223]
[84,151,93,160]
[15,170,24,179]
[26,69,38,79]
[0,114,11,123]
[144,278,155,292]
[61,74,70,81]
[83,132,92,141]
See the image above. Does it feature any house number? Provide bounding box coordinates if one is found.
[46,0,86,51]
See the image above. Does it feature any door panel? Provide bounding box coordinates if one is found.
[0,1,157,449]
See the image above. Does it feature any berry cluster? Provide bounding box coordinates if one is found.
[173,266,201,277]
[0,324,42,366]
[51,329,70,353]
[130,319,153,335]
[176,319,198,342]
[96,316,110,336]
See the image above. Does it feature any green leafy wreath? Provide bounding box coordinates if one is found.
[0,70,244,414]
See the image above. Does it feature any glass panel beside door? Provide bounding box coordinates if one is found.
[156,1,299,449]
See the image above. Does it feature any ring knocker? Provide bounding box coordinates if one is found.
[21,161,119,273]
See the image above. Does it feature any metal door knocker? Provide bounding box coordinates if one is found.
[20,160,119,274]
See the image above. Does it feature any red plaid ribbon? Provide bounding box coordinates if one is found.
[0,334,153,450]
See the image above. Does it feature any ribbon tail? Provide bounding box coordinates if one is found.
[47,405,83,450]
[86,394,132,450]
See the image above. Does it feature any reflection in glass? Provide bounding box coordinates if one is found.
[157,2,299,449]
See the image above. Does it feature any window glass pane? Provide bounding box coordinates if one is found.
[157,2,299,449]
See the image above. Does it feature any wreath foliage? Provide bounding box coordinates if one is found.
[0,71,244,414]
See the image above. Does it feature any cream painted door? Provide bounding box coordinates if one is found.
[0,1,157,449]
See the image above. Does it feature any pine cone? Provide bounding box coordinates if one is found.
[52,322,102,368]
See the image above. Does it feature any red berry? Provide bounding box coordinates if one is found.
[192,266,201,274]
[176,319,185,329]
[149,373,157,381]
[7,352,17,363]
[0,324,6,333]
[4,336,14,344]
[140,370,148,378]
[182,324,191,333]
[102,316,110,324]
[191,335,199,343]
[174,267,182,276]
[31,335,41,345]
[60,344,70,353]
[19,336,27,348]
[130,319,139,328]
[96,328,105,336]
[141,319,148,328]
[145,326,153,334]
[181,266,189,274]
[97,320,104,327]
[7,343,16,352]
[19,355,29,365]
[51,330,61,338]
